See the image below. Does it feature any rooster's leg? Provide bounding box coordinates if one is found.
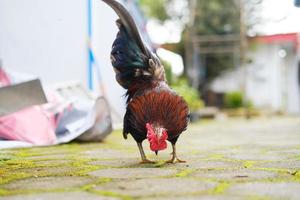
[166,144,186,163]
[137,143,155,163]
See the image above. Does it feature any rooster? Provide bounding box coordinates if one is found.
[102,0,189,163]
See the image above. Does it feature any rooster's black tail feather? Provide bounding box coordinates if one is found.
[102,0,165,89]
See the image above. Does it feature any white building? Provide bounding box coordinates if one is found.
[0,0,152,125]
[211,33,300,115]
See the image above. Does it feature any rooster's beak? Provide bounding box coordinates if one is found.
[155,151,158,155]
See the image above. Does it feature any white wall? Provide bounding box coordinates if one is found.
[286,51,300,114]
[0,0,88,85]
[91,0,126,123]
[210,40,300,115]
[246,43,300,114]
[210,68,243,93]
[0,0,127,123]
[246,44,282,110]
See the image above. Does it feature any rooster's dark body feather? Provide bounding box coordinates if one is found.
[102,0,189,161]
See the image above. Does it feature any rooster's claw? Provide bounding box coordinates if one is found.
[166,158,186,163]
[140,159,155,164]
[176,158,186,163]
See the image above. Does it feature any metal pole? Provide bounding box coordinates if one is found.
[87,0,93,90]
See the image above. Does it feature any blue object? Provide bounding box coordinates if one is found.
[87,0,93,90]
[295,0,300,7]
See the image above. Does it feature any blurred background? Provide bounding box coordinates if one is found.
[138,0,300,120]
[1,1,300,197]
[0,0,300,129]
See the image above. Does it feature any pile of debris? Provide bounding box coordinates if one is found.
[0,66,112,149]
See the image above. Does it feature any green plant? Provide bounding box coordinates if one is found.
[160,59,172,85]
[158,58,203,112]
[139,0,168,22]
[172,78,204,112]
[224,91,254,109]
[224,91,243,108]
[244,100,253,109]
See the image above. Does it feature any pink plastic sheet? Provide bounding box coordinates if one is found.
[0,67,10,87]
[0,67,56,145]
[0,106,56,145]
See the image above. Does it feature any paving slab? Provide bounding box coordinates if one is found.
[23,154,71,160]
[185,160,241,169]
[0,192,117,200]
[89,167,177,178]
[83,149,135,159]
[2,176,94,191]
[88,158,138,167]
[194,168,277,180]
[254,160,300,170]
[224,151,287,161]
[32,159,71,166]
[93,178,217,197]
[15,166,74,176]
[227,182,300,200]
[141,195,244,200]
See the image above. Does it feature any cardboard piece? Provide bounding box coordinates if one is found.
[0,79,47,116]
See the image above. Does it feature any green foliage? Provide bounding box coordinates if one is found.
[172,78,204,112]
[161,59,173,84]
[139,0,168,21]
[224,91,243,108]
[195,0,240,35]
[160,57,203,112]
[224,91,254,109]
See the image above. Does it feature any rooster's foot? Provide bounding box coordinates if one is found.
[166,157,186,163]
[166,144,186,163]
[140,159,155,164]
[166,158,175,163]
[175,158,186,163]
[137,143,155,164]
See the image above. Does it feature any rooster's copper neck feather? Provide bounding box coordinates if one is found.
[128,91,189,139]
